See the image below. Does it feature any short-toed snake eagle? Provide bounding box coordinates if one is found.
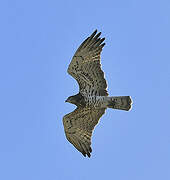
[63,30,132,157]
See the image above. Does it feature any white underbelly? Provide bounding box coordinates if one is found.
[85,96,108,108]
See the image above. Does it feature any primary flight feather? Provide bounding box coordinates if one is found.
[63,30,132,157]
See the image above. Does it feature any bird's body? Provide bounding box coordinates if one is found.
[67,94,131,110]
[63,30,132,157]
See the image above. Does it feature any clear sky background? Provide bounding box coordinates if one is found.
[0,0,170,179]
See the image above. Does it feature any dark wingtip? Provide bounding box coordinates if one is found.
[82,152,86,157]
[94,29,97,33]
[89,147,92,153]
[101,43,106,48]
[82,148,92,158]
[86,146,92,158]
[87,153,91,158]
[96,32,101,38]
[90,29,97,37]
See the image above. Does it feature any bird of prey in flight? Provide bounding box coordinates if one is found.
[63,30,132,158]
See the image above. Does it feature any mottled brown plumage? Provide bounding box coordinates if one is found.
[63,30,132,157]
[63,107,105,157]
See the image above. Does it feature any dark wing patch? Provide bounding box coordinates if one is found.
[67,30,108,97]
[63,107,106,157]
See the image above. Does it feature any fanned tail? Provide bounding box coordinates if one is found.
[107,96,132,111]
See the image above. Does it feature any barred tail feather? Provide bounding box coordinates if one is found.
[107,96,132,111]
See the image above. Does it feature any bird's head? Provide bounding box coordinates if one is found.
[65,96,77,105]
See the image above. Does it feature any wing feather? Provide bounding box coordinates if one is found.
[67,30,108,97]
[63,107,105,157]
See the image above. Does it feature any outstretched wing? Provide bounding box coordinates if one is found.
[63,107,106,157]
[67,30,108,97]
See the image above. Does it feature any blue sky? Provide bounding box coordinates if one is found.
[0,0,170,179]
